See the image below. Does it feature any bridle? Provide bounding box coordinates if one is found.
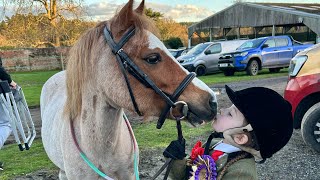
[103,25,196,129]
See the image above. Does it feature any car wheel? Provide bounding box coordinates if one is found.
[223,70,235,76]
[269,68,281,73]
[195,65,206,76]
[301,102,320,152]
[246,60,259,76]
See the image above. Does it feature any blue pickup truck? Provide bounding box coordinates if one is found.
[218,35,314,76]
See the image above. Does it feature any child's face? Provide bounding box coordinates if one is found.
[212,104,246,132]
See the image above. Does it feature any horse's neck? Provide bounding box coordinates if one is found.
[76,90,134,157]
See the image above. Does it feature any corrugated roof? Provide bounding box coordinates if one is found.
[254,3,320,16]
[188,2,320,37]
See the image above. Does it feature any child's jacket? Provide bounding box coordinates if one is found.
[169,139,258,180]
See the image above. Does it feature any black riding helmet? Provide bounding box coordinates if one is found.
[225,85,293,159]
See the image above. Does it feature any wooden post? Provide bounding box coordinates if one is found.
[60,53,64,70]
[188,37,192,48]
[272,25,275,36]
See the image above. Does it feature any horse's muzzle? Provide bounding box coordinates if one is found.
[186,97,217,126]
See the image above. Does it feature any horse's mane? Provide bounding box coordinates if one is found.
[64,7,159,120]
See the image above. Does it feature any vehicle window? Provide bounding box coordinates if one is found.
[207,44,221,54]
[264,39,276,48]
[237,39,265,50]
[187,43,211,56]
[275,38,289,47]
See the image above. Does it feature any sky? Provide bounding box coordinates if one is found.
[0,0,319,22]
[84,0,320,22]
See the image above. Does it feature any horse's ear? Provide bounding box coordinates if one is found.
[111,0,134,35]
[134,0,145,15]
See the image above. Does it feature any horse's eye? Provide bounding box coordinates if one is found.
[144,53,161,64]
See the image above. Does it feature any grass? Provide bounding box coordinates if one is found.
[198,68,288,85]
[133,120,213,150]
[0,139,57,180]
[0,69,288,179]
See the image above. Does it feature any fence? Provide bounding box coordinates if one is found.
[0,47,70,72]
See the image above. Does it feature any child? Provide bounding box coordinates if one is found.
[165,85,293,180]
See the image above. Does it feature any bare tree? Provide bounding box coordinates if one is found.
[1,0,85,46]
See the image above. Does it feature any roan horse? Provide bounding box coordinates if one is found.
[40,0,217,179]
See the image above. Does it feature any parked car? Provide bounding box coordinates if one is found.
[284,44,320,152]
[169,49,186,58]
[177,39,248,76]
[218,35,314,76]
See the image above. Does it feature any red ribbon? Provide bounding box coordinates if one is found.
[211,150,224,161]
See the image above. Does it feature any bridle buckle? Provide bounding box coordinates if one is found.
[170,101,188,120]
[116,48,123,54]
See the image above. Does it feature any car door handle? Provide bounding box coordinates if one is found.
[273,50,278,51]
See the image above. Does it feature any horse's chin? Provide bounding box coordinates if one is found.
[186,110,216,127]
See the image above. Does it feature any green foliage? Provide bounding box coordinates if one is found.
[164,37,184,49]
[0,13,96,48]
[179,22,195,27]
[145,8,163,21]
[0,46,16,50]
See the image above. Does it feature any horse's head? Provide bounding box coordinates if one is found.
[65,0,217,125]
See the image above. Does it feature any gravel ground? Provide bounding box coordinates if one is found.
[9,76,320,180]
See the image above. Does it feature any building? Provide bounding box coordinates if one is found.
[188,3,320,47]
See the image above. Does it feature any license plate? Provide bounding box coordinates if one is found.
[219,63,228,67]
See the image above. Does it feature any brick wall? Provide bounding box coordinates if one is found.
[0,47,70,72]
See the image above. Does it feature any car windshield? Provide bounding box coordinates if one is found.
[186,43,211,55]
[237,39,265,50]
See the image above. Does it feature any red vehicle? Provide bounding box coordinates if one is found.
[284,44,320,152]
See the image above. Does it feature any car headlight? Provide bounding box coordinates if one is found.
[234,52,248,57]
[289,55,308,77]
[184,56,196,63]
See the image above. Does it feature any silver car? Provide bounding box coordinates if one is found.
[177,40,248,76]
